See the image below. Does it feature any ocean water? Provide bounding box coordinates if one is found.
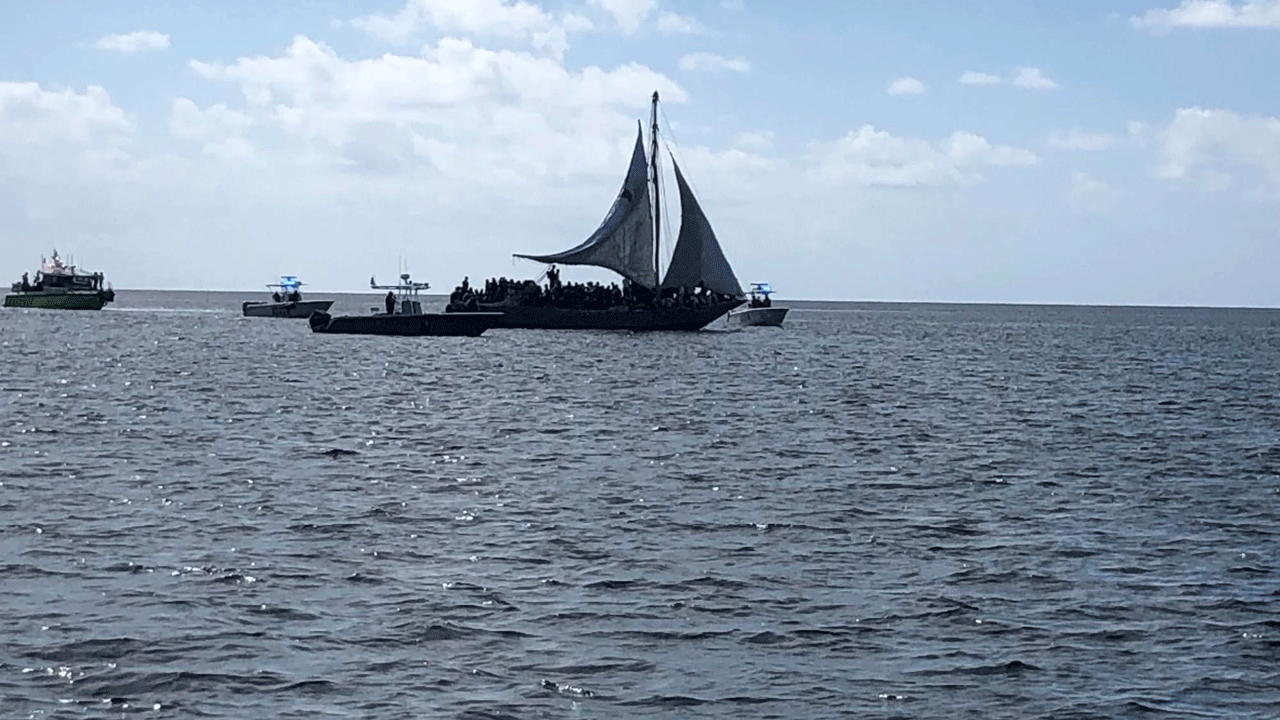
[2,291,1279,719]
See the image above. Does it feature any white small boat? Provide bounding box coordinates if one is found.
[726,282,788,328]
[242,275,334,318]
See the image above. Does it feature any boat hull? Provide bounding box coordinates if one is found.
[726,307,788,328]
[469,299,743,331]
[4,291,112,310]
[243,300,334,318]
[309,311,502,337]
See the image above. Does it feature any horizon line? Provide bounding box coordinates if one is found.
[106,288,1280,311]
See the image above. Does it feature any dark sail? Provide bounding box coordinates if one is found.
[515,126,656,288]
[660,158,744,298]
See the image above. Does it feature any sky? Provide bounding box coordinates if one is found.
[1,0,1278,305]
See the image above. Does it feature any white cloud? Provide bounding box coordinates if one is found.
[958,70,1001,85]
[2,33,729,292]
[0,82,135,215]
[655,11,700,34]
[353,0,693,42]
[1069,170,1109,192]
[0,82,131,144]
[94,30,170,53]
[170,98,254,140]
[945,131,1040,167]
[668,144,777,194]
[589,0,656,33]
[352,0,572,47]
[732,130,774,151]
[189,35,687,183]
[561,13,595,33]
[887,76,925,96]
[958,69,1057,88]
[678,52,750,73]
[1156,107,1280,189]
[1131,0,1280,32]
[811,126,1037,186]
[1068,171,1117,212]
[1048,128,1115,151]
[1012,67,1058,90]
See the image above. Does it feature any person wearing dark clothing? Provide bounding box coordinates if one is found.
[21,272,30,292]
[272,292,282,302]
[385,291,396,314]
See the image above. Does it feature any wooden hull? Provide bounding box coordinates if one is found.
[309,311,502,337]
[243,299,334,318]
[469,299,743,331]
[726,307,788,328]
[4,291,112,310]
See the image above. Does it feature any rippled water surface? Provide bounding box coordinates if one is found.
[3,291,1279,719]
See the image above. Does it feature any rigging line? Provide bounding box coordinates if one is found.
[654,106,683,274]
[658,105,695,177]
[657,104,687,180]
[657,104,708,214]
[659,159,674,277]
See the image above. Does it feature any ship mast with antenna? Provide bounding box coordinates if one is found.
[649,90,661,288]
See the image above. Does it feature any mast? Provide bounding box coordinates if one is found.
[649,90,661,288]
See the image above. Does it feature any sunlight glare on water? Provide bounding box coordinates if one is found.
[1,290,1279,718]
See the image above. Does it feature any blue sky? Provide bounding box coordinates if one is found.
[1,0,1278,305]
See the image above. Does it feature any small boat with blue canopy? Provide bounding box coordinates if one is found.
[242,275,334,318]
[726,282,788,328]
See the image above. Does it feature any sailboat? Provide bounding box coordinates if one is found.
[454,91,746,330]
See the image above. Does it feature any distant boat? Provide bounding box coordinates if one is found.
[242,275,333,318]
[309,273,502,337]
[726,282,788,328]
[4,250,115,310]
[449,91,745,331]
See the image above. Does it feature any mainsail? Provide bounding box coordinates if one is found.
[659,159,744,298]
[514,127,656,287]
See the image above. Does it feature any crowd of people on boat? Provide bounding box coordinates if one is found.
[271,290,303,303]
[445,265,738,312]
[15,270,107,293]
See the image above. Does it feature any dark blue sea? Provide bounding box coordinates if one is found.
[3,291,1279,719]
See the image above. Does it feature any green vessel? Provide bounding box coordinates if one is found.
[4,250,115,310]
